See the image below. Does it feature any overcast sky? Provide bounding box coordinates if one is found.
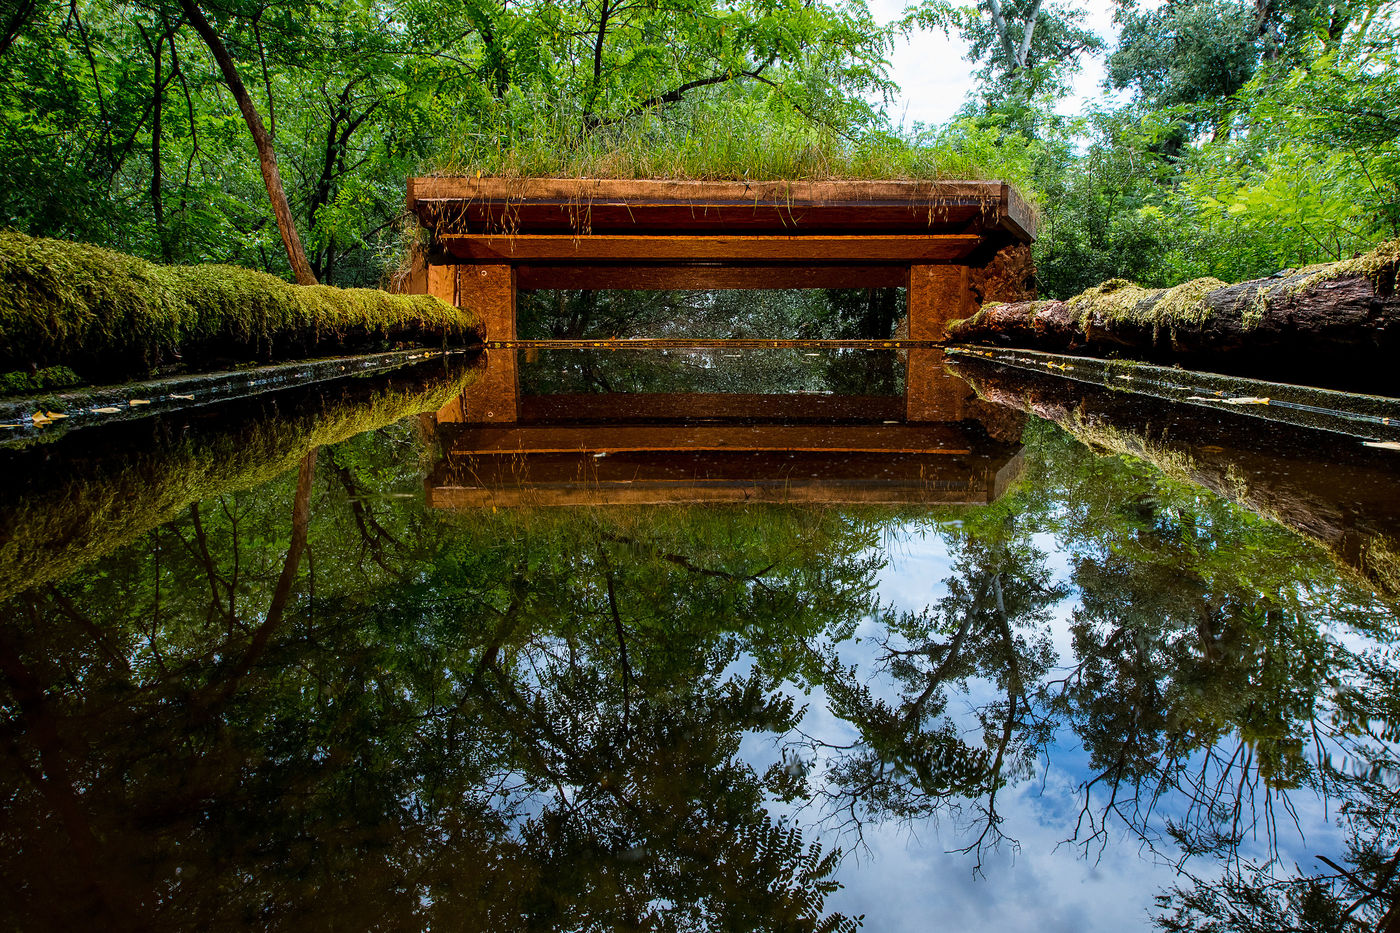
[863,0,1124,128]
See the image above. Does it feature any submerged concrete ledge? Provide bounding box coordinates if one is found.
[948,345,1400,444]
[1,347,478,444]
[0,356,480,601]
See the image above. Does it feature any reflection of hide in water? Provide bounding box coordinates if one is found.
[0,356,480,601]
[427,350,1026,507]
[952,357,1400,600]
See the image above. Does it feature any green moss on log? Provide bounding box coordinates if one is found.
[0,231,482,385]
[0,365,82,397]
[1290,238,1400,294]
[1073,276,1227,334]
[950,238,1399,340]
[944,239,1400,391]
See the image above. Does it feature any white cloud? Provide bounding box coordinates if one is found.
[863,0,1124,128]
[787,519,1348,932]
[821,769,1176,932]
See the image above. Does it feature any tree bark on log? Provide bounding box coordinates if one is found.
[177,0,318,286]
[946,242,1400,391]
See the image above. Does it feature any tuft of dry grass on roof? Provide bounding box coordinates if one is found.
[430,106,1011,184]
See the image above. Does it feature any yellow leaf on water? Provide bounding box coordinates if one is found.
[1363,440,1400,451]
[170,393,194,400]
[128,399,151,406]
[92,407,121,414]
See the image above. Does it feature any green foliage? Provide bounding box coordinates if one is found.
[517,288,905,342]
[0,230,481,383]
[1108,0,1262,134]
[0,365,82,397]
[0,0,914,283]
[940,1,1400,294]
[1168,31,1400,278]
[2,0,1397,302]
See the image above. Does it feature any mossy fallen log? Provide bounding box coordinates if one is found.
[0,231,483,386]
[0,356,479,601]
[946,240,1400,392]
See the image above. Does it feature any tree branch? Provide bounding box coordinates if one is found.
[176,0,318,284]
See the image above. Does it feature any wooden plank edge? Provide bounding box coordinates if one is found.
[408,177,1014,207]
[513,263,911,290]
[437,233,982,262]
[428,481,992,508]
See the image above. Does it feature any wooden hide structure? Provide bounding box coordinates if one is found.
[426,350,1027,508]
[405,177,1038,422]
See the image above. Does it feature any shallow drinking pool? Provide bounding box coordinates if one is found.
[2,347,1397,932]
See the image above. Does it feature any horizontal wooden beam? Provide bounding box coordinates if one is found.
[999,185,1037,245]
[407,178,1037,243]
[438,234,981,262]
[517,393,905,423]
[410,177,1010,209]
[421,204,991,237]
[429,479,992,508]
[427,448,1014,507]
[447,423,970,454]
[515,263,910,290]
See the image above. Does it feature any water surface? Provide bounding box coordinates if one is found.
[2,348,1398,931]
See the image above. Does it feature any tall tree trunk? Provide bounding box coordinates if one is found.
[176,0,317,284]
[143,23,173,263]
[986,0,1044,74]
[195,448,318,720]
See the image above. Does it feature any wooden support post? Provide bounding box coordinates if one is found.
[427,262,457,305]
[427,261,519,341]
[459,263,517,341]
[906,349,970,423]
[906,264,975,340]
[430,262,520,423]
[904,265,976,422]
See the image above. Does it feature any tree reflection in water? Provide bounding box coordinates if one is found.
[0,421,876,931]
[3,413,1400,930]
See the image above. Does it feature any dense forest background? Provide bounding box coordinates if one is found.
[2,0,1397,298]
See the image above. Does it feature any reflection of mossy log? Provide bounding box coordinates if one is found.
[952,357,1400,602]
[947,241,1400,391]
[0,232,483,385]
[0,358,479,601]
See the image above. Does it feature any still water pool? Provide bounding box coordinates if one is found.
[2,348,1397,931]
